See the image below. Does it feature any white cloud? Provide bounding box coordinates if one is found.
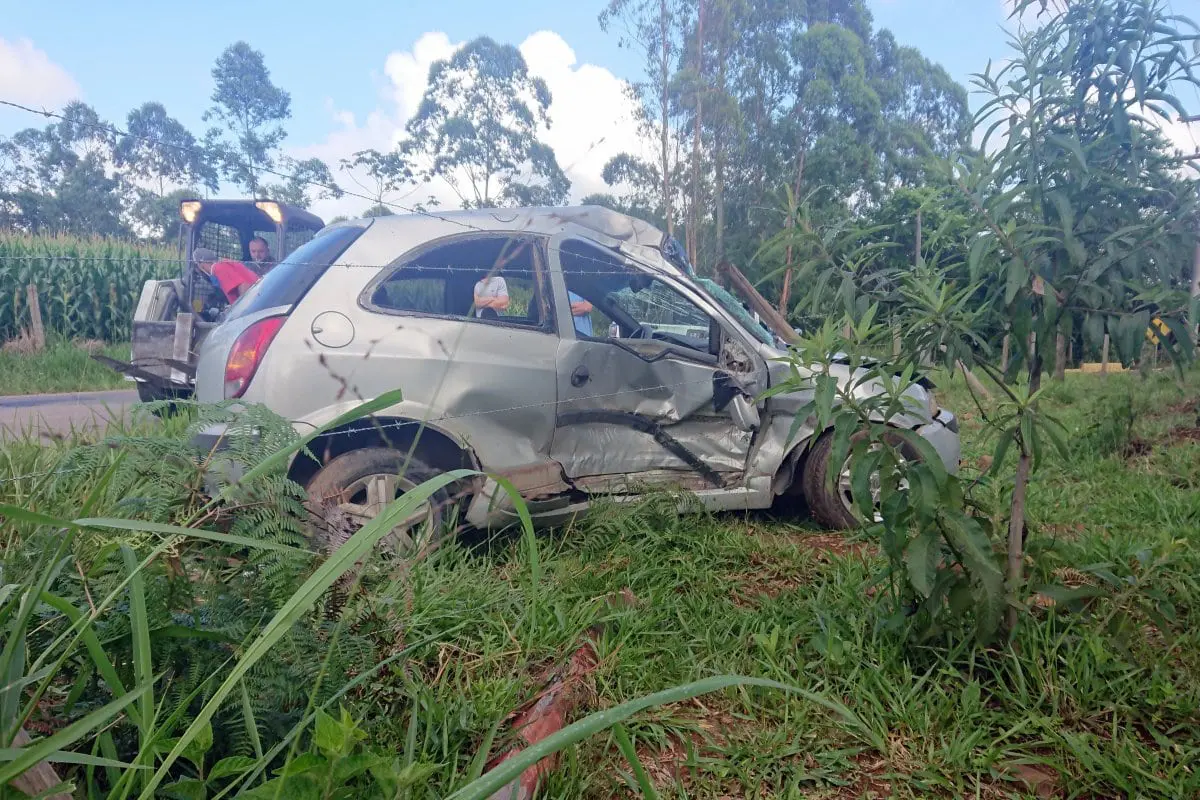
[294,30,647,221]
[519,30,647,201]
[0,37,80,110]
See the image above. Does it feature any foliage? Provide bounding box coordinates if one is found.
[405,36,570,209]
[596,0,973,278]
[202,42,293,197]
[0,102,127,238]
[0,232,175,342]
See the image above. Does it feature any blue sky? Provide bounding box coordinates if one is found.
[2,0,1198,216]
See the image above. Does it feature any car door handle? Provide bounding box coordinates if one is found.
[571,365,590,387]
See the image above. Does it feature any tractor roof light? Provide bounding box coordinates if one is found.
[180,200,202,223]
[255,201,284,224]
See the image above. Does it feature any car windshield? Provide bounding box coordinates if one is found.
[692,276,778,347]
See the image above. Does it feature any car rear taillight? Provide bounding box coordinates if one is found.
[225,316,286,398]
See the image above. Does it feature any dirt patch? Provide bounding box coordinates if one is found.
[72,338,106,354]
[1167,426,1200,443]
[792,533,877,561]
[1151,396,1200,418]
[729,550,809,607]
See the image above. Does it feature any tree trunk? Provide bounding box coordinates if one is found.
[689,0,704,266]
[660,0,673,236]
[1006,359,1041,633]
[714,23,727,265]
[1054,332,1066,381]
[777,149,807,316]
[1101,333,1110,376]
[915,209,923,266]
[1001,334,1011,372]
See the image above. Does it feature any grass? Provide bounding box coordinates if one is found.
[0,340,132,395]
[0,368,1198,798]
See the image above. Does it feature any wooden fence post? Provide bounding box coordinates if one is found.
[26,284,46,351]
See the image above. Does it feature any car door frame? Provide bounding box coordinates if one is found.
[545,226,771,495]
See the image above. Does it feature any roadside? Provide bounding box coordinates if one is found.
[0,340,132,395]
[0,388,140,440]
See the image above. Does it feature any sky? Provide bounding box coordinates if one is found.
[2,0,1200,220]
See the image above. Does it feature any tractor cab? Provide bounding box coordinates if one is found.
[96,198,325,403]
[177,199,325,317]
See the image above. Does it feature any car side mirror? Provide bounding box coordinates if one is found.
[730,393,760,432]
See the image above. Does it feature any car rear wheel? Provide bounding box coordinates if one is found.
[800,429,911,530]
[304,448,450,557]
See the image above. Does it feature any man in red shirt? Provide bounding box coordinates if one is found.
[193,247,260,303]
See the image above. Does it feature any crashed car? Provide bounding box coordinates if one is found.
[190,206,960,549]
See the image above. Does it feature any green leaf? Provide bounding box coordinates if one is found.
[120,545,154,770]
[1005,259,1028,305]
[906,530,939,598]
[277,752,325,777]
[314,709,344,758]
[828,414,858,494]
[0,748,147,770]
[612,723,660,800]
[0,681,150,786]
[0,504,73,530]
[1083,313,1105,351]
[967,235,993,282]
[161,778,207,800]
[208,755,257,783]
[1047,134,1088,172]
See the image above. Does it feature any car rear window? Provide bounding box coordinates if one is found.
[226,223,369,320]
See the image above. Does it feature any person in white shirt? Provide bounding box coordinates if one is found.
[473,275,509,318]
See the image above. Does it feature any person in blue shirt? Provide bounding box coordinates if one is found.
[568,290,594,337]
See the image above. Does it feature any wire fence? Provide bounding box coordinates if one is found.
[0,376,720,487]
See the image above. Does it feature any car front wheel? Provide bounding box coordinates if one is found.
[800,429,912,530]
[304,448,451,557]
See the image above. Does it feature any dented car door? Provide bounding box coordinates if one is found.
[547,234,761,494]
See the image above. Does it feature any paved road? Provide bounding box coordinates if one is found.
[0,389,141,441]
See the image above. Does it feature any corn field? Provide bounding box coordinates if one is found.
[0,233,176,342]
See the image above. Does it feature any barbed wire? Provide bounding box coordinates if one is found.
[0,375,724,487]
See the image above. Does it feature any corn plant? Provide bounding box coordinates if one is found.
[0,233,176,343]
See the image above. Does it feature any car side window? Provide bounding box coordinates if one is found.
[559,238,715,356]
[367,236,552,331]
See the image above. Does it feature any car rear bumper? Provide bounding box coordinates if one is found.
[191,422,252,493]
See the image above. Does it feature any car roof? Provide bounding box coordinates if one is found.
[346,205,688,277]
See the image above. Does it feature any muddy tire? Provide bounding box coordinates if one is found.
[801,429,917,530]
[303,448,451,557]
[800,431,860,530]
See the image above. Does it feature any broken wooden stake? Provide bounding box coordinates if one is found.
[10,727,71,799]
[25,284,45,352]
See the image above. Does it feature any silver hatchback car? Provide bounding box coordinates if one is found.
[192,206,960,548]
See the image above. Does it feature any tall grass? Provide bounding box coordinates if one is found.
[0,233,175,343]
[0,370,1198,797]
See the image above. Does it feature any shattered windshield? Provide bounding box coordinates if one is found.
[694,277,778,347]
